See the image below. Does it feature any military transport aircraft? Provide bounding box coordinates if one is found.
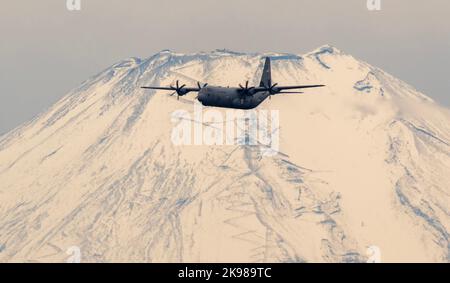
[141,57,325,110]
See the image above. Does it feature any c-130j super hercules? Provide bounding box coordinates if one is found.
[141,57,325,110]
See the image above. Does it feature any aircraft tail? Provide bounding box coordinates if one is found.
[259,57,272,87]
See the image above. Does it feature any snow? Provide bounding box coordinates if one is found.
[0,46,449,263]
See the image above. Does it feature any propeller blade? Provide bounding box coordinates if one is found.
[263,82,279,94]
[197,82,208,89]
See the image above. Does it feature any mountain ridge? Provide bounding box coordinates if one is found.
[0,45,449,263]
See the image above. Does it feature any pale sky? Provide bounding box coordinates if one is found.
[1,0,449,134]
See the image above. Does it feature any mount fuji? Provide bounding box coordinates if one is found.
[0,45,449,263]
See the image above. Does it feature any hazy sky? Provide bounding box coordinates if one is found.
[1,0,449,134]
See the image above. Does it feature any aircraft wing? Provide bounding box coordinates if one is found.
[141,86,173,90]
[140,86,201,92]
[275,84,325,90]
[253,84,325,93]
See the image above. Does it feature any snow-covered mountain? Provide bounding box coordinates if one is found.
[0,45,449,263]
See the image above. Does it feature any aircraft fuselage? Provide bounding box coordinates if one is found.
[197,86,270,110]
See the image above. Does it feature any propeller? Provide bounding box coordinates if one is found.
[238,81,256,104]
[265,83,279,94]
[238,81,256,96]
[197,82,208,89]
[195,82,208,99]
[262,82,282,99]
[169,80,187,100]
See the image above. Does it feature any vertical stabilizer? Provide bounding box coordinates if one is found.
[259,57,272,87]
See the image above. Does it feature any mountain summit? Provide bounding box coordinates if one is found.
[0,46,449,263]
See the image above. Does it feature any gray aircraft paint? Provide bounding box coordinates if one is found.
[142,57,324,110]
[198,86,271,110]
